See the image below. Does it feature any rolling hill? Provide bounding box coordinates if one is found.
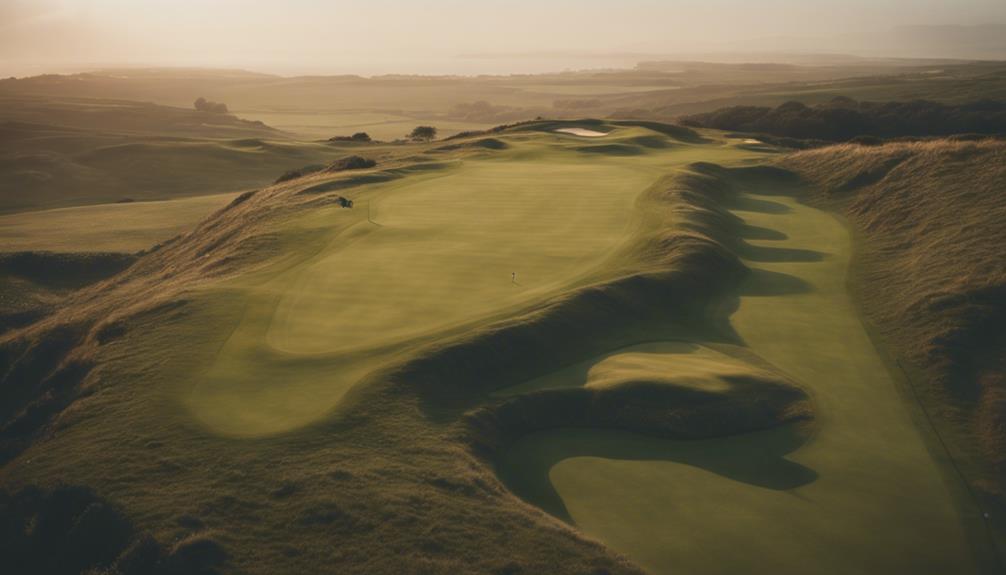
[0,96,342,213]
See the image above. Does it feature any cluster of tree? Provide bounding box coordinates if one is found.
[193,97,229,114]
[408,126,437,141]
[328,132,372,142]
[681,97,1006,141]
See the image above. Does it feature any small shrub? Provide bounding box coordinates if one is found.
[408,126,437,142]
[193,97,229,114]
[327,156,376,172]
[328,132,372,142]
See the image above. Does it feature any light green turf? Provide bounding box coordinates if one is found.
[267,158,656,354]
[0,192,240,253]
[496,341,768,397]
[500,192,980,573]
[184,128,760,437]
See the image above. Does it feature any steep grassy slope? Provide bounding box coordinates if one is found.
[779,140,1006,559]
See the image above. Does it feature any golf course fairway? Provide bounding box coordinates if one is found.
[498,183,981,573]
[176,123,983,572]
[186,126,759,436]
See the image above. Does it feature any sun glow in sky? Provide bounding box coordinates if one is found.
[2,0,1005,76]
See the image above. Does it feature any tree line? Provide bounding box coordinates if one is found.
[681,97,1006,141]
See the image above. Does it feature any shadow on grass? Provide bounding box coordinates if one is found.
[498,424,816,523]
[740,224,788,241]
[730,195,792,214]
[739,243,827,263]
[739,268,814,296]
[575,144,645,156]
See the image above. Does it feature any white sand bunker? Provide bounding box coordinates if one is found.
[555,127,609,137]
[743,138,763,144]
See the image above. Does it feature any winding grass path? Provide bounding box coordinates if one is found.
[499,187,980,573]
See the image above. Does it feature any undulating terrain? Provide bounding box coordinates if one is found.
[1,60,1005,575]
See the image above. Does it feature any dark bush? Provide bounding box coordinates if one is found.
[408,126,437,141]
[328,132,372,142]
[327,156,377,172]
[193,97,229,114]
[848,135,884,146]
[274,164,325,184]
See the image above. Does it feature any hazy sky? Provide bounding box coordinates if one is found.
[2,0,1005,76]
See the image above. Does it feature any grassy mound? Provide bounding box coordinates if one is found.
[326,155,377,172]
[609,120,707,143]
[431,138,509,152]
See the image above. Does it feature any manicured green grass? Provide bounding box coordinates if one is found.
[185,127,761,437]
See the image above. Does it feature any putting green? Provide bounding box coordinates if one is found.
[266,159,658,355]
[499,191,980,573]
[185,127,760,436]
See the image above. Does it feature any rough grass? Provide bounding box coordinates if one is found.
[780,139,1006,550]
